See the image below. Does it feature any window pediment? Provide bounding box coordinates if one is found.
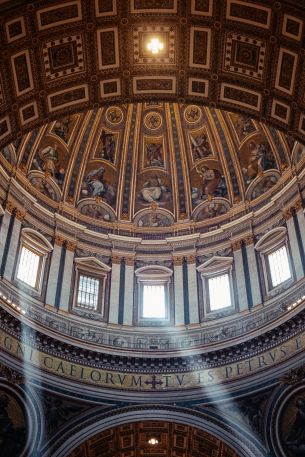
[197,256,233,276]
[255,227,287,253]
[21,228,53,254]
[75,257,111,273]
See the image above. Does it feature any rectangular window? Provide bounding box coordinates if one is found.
[76,275,100,310]
[142,284,166,318]
[268,245,291,287]
[17,246,41,288]
[208,274,232,311]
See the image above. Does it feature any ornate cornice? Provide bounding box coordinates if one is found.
[1,294,305,375]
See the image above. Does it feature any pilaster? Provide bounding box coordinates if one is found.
[46,236,64,307]
[60,240,76,312]
[232,240,248,311]
[186,254,199,324]
[108,254,121,324]
[284,209,304,280]
[4,207,24,281]
[173,255,184,325]
[123,256,135,326]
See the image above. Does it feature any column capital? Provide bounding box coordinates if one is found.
[54,235,65,247]
[231,239,242,251]
[282,208,293,221]
[111,254,121,264]
[66,240,77,252]
[294,199,303,212]
[173,255,183,266]
[5,200,15,214]
[125,256,135,266]
[243,235,254,246]
[15,209,25,221]
[186,254,196,264]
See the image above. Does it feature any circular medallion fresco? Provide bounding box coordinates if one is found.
[184,105,202,124]
[106,106,123,125]
[144,112,163,130]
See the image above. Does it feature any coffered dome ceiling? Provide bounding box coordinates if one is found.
[68,421,239,457]
[1,104,304,233]
[0,0,305,151]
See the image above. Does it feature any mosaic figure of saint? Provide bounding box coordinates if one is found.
[37,144,58,177]
[237,116,255,138]
[190,133,212,160]
[82,166,116,205]
[138,213,170,227]
[242,141,276,184]
[98,130,116,163]
[146,143,164,167]
[140,176,170,204]
[192,165,227,205]
[54,117,71,142]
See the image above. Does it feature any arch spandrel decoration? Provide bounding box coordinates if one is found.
[0,0,305,149]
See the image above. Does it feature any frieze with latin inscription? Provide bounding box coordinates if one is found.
[1,324,305,391]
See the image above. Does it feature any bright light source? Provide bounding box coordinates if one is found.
[143,284,166,318]
[268,245,291,287]
[148,437,159,445]
[147,38,164,54]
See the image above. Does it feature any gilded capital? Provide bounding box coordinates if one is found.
[112,254,122,264]
[66,240,77,252]
[54,235,65,247]
[15,209,25,221]
[231,239,241,251]
[243,235,254,246]
[294,199,303,212]
[186,254,196,264]
[173,255,183,266]
[282,208,293,221]
[125,256,135,266]
[5,201,15,214]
